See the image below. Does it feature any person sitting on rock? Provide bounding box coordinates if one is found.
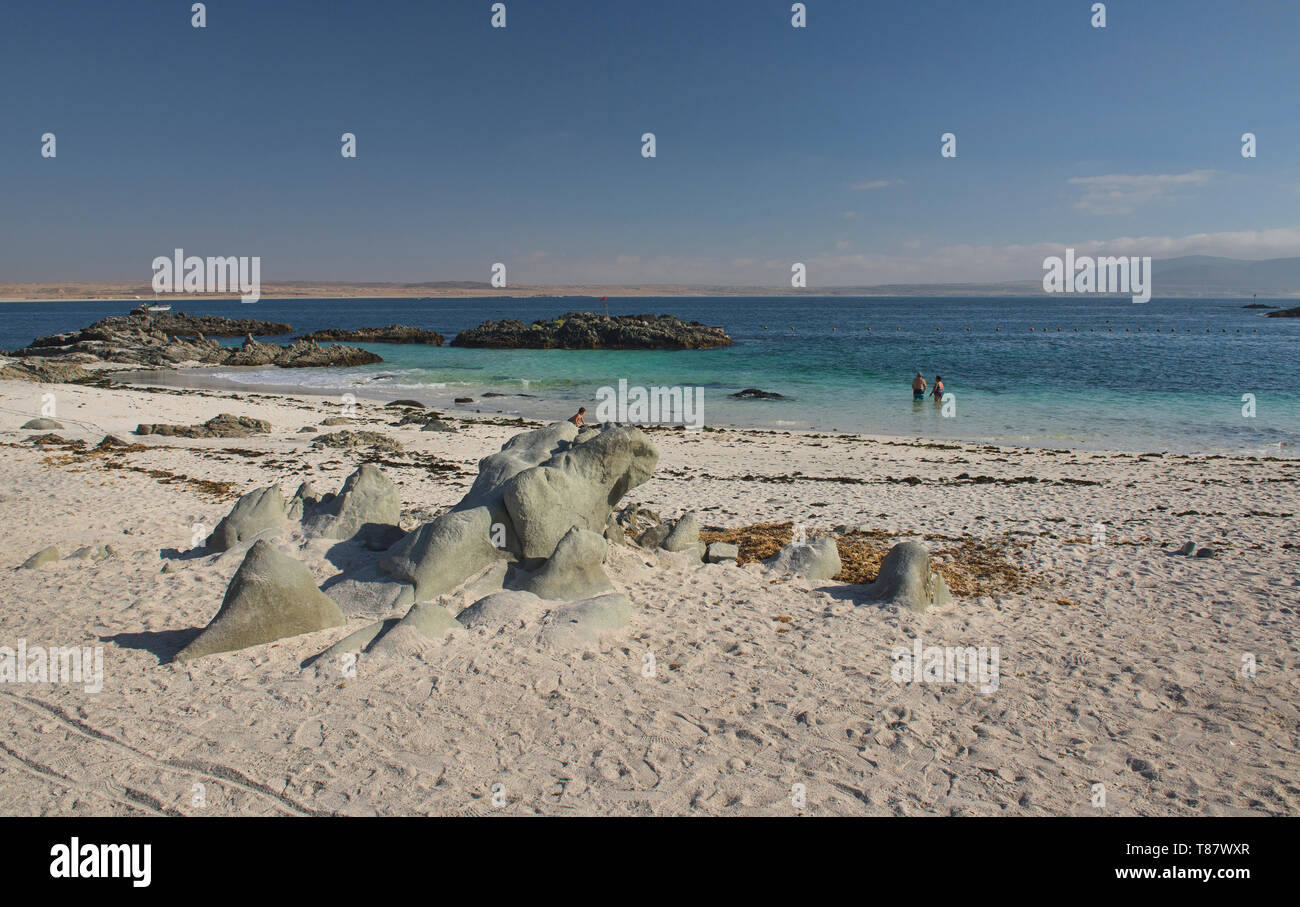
[569,406,587,427]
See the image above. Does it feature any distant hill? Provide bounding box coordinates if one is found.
[1149,256,1300,296]
[3,258,1298,302]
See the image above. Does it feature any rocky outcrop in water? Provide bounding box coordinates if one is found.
[730,388,784,399]
[9,309,381,371]
[221,335,383,368]
[450,312,731,350]
[298,325,445,345]
[91,306,291,338]
[1266,305,1300,318]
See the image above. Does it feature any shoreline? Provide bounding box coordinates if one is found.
[106,367,1300,459]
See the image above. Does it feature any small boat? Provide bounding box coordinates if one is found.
[146,304,172,312]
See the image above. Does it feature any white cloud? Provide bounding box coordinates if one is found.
[849,179,901,191]
[797,226,1300,285]
[1068,170,1218,214]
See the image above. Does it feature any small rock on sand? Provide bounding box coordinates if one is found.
[767,536,841,580]
[705,541,739,563]
[18,546,60,569]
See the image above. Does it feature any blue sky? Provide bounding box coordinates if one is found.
[2,0,1297,285]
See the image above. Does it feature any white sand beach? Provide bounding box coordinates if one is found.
[0,377,1296,816]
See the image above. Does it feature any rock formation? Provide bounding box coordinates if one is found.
[298,325,446,344]
[298,421,658,663]
[450,312,732,350]
[300,464,401,543]
[175,540,345,661]
[859,541,952,612]
[516,527,615,600]
[379,507,511,602]
[767,536,842,580]
[220,336,382,368]
[661,511,700,552]
[136,413,270,439]
[0,359,93,383]
[10,310,380,370]
[311,430,403,454]
[206,486,287,551]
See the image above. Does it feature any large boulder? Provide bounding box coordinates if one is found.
[457,421,577,517]
[301,464,401,542]
[860,541,952,612]
[517,527,614,600]
[21,418,64,430]
[206,486,287,551]
[174,540,345,661]
[501,425,659,560]
[766,536,841,580]
[379,507,511,602]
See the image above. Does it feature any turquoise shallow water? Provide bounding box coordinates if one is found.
[4,296,1298,453]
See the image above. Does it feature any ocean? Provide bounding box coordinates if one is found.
[3,295,1297,454]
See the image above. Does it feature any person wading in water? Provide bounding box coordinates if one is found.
[912,372,927,401]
